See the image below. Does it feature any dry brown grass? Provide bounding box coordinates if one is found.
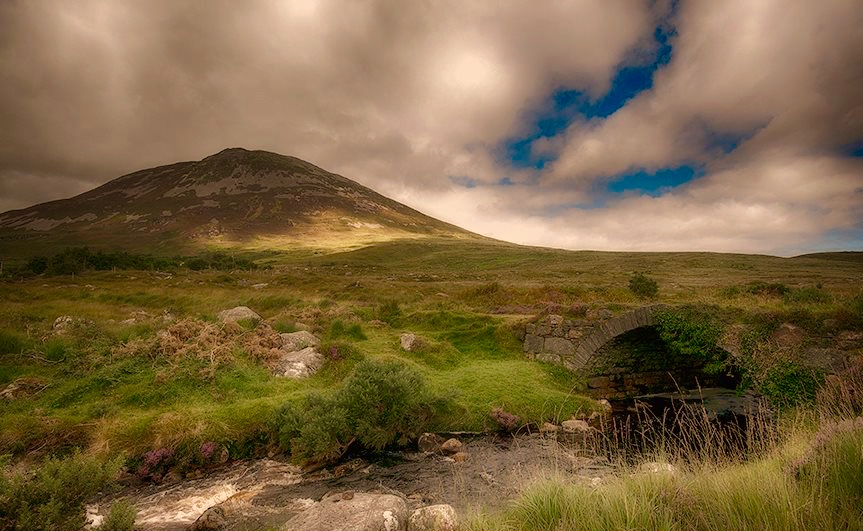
[114,318,284,376]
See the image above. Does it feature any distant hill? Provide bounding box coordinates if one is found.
[794,251,863,263]
[0,148,477,256]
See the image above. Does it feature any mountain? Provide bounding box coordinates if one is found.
[0,148,476,256]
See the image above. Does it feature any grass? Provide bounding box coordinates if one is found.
[0,239,861,526]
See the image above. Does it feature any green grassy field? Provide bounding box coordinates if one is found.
[1,238,862,529]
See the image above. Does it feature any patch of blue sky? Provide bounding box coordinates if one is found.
[606,165,700,196]
[505,25,675,170]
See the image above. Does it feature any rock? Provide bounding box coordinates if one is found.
[52,315,92,334]
[280,331,321,352]
[188,505,228,530]
[439,438,462,455]
[637,462,678,475]
[586,308,613,321]
[770,323,804,348]
[408,504,458,531]
[450,452,468,463]
[251,283,269,290]
[417,433,444,453]
[545,314,564,326]
[561,420,591,433]
[1,378,47,401]
[275,347,325,379]
[400,333,423,352]
[539,422,559,433]
[217,306,261,324]
[544,337,575,357]
[283,492,408,531]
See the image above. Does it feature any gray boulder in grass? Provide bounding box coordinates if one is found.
[280,331,320,352]
[217,306,261,324]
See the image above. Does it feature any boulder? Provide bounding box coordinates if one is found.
[545,314,564,326]
[439,438,462,455]
[417,433,444,454]
[539,422,559,433]
[450,452,468,463]
[217,306,261,324]
[636,462,678,475]
[561,420,591,433]
[52,315,92,334]
[282,492,408,531]
[400,333,423,352]
[408,505,458,531]
[280,331,320,352]
[275,347,325,379]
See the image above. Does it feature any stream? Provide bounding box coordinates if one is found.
[87,387,764,530]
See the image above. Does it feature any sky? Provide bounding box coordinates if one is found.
[1,0,862,255]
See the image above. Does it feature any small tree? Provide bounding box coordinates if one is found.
[629,272,659,299]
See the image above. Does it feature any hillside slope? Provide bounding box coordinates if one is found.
[0,148,477,255]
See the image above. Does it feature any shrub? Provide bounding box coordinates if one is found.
[95,500,137,531]
[655,309,727,374]
[273,360,434,466]
[783,286,833,304]
[759,361,822,407]
[0,451,123,531]
[628,272,658,299]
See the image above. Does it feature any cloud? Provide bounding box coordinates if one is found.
[0,0,861,254]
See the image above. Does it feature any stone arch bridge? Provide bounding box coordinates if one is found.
[522,305,664,372]
[520,305,721,398]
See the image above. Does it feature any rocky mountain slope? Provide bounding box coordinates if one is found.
[0,148,475,255]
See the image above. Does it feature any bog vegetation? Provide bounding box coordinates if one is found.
[0,240,862,529]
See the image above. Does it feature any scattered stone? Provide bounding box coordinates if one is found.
[490,407,520,431]
[479,472,496,485]
[545,314,564,326]
[418,433,444,454]
[217,306,261,324]
[439,438,463,455]
[450,452,468,463]
[52,315,91,334]
[539,422,559,433]
[561,420,591,434]
[251,283,269,290]
[274,347,325,379]
[400,333,423,352]
[283,492,408,531]
[0,377,47,401]
[408,504,458,531]
[636,462,678,475]
[280,331,321,352]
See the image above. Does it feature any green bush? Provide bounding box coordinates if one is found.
[655,309,727,374]
[0,452,123,531]
[628,272,658,299]
[759,361,822,406]
[273,360,434,466]
[95,500,137,531]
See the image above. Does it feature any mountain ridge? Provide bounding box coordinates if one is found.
[0,148,478,256]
